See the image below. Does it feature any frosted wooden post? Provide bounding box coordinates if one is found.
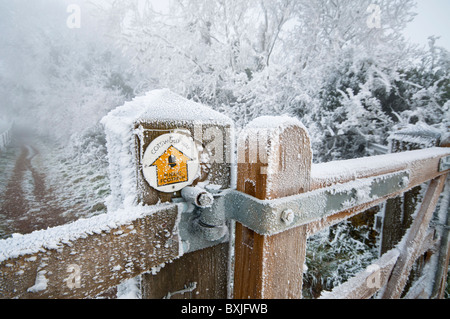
[233,116,312,299]
[379,127,443,296]
[431,139,450,299]
[379,128,448,299]
[127,90,233,299]
[103,89,233,299]
[380,129,441,255]
[381,174,447,299]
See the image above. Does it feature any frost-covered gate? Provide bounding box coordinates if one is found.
[1,90,449,299]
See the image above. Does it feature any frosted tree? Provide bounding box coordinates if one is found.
[99,0,300,127]
[0,0,132,139]
[103,0,419,135]
[391,38,450,128]
[3,0,444,157]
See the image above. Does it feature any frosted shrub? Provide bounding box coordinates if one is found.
[303,212,380,299]
[42,125,111,220]
[68,124,108,166]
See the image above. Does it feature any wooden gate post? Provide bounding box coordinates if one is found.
[104,89,234,299]
[379,128,443,296]
[381,174,447,299]
[431,139,450,299]
[136,93,233,300]
[233,116,312,299]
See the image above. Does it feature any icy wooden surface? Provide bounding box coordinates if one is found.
[320,249,400,299]
[381,175,447,299]
[0,204,181,299]
[101,88,233,211]
[311,147,450,190]
[234,116,311,299]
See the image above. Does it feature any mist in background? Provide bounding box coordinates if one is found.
[0,0,133,139]
[0,0,448,163]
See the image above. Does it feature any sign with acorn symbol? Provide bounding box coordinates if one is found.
[142,133,200,193]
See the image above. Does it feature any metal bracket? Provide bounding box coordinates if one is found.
[176,186,230,254]
[176,170,410,252]
[439,155,450,172]
[225,170,410,236]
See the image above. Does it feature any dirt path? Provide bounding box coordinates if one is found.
[0,133,118,297]
[0,140,69,236]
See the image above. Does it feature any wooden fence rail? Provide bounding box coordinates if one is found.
[0,122,13,152]
[0,111,449,299]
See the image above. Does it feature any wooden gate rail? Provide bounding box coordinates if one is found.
[0,115,449,299]
[381,174,447,298]
[319,175,447,299]
[0,204,182,299]
[306,147,450,236]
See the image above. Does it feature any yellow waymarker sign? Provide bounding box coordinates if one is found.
[142,133,199,193]
[151,145,192,187]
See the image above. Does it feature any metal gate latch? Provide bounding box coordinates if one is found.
[177,186,229,254]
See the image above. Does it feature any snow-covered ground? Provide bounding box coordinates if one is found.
[39,131,111,222]
[0,127,110,240]
[0,126,144,298]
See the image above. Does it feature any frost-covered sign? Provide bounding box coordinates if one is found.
[102,89,233,209]
[142,133,199,193]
